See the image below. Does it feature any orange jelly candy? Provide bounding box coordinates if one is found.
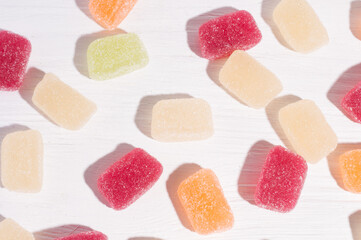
[89,0,138,30]
[177,169,234,235]
[340,150,361,193]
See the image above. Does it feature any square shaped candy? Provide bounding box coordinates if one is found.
[339,150,361,193]
[87,33,148,80]
[177,169,234,235]
[56,231,107,240]
[1,130,43,192]
[279,99,338,163]
[273,0,328,53]
[97,148,163,210]
[0,31,31,91]
[89,0,137,30]
[199,10,262,60]
[0,219,34,240]
[255,146,308,213]
[219,50,282,109]
[342,82,361,123]
[32,73,97,130]
[151,98,214,142]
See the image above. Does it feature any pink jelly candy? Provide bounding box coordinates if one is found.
[342,82,361,123]
[97,148,163,210]
[199,10,262,60]
[254,146,308,213]
[0,31,31,91]
[56,231,107,240]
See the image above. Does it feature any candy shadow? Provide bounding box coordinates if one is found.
[261,0,292,50]
[84,143,134,208]
[265,95,301,151]
[327,63,361,122]
[350,1,361,40]
[186,7,238,57]
[128,238,162,240]
[238,140,274,205]
[0,215,5,222]
[74,0,93,21]
[18,67,58,126]
[350,210,361,240]
[326,143,361,191]
[73,29,127,78]
[134,94,193,139]
[166,163,201,232]
[0,124,30,188]
[34,224,93,240]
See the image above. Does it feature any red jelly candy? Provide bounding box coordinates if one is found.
[0,31,31,91]
[199,10,262,60]
[97,148,163,210]
[56,231,107,240]
[254,146,308,213]
[342,82,361,123]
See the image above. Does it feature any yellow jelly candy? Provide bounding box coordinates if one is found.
[219,50,282,109]
[151,98,214,142]
[177,169,234,235]
[0,219,34,240]
[340,150,361,193]
[279,99,337,163]
[87,33,148,80]
[1,130,43,193]
[32,73,97,130]
[273,0,328,53]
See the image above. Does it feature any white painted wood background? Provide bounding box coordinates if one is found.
[1,0,361,239]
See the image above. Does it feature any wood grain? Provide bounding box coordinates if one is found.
[0,0,361,239]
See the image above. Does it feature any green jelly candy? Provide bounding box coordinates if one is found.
[87,33,149,80]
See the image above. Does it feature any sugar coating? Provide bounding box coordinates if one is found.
[273,0,328,53]
[98,148,163,210]
[151,98,214,142]
[55,231,107,240]
[0,31,31,91]
[279,100,337,164]
[177,169,234,235]
[219,50,282,109]
[340,150,361,193]
[32,73,97,130]
[199,10,262,60]
[255,146,308,213]
[0,219,34,240]
[89,0,137,30]
[87,33,148,80]
[1,130,43,193]
[342,82,361,123]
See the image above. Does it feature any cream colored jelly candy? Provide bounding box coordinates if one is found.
[151,98,214,142]
[1,130,43,192]
[0,219,34,240]
[219,50,282,109]
[32,73,97,130]
[273,0,328,53]
[177,169,234,235]
[279,100,337,163]
[87,33,148,80]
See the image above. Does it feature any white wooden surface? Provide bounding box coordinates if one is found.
[1,0,361,239]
